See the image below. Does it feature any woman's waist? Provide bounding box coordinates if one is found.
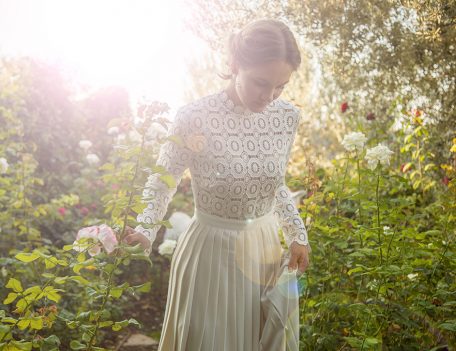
[193,205,277,231]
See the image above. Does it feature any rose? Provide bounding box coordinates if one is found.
[158,239,177,256]
[164,211,192,241]
[365,143,394,170]
[341,101,349,113]
[107,126,120,135]
[86,153,100,165]
[79,140,92,150]
[73,224,118,256]
[341,132,368,152]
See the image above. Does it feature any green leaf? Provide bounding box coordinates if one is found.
[112,323,122,331]
[439,321,456,332]
[42,273,55,279]
[30,317,43,330]
[99,321,114,328]
[364,337,380,346]
[23,286,41,296]
[43,287,62,303]
[16,299,28,313]
[15,252,40,263]
[159,174,176,188]
[347,266,365,275]
[128,318,141,328]
[70,340,87,350]
[6,278,23,293]
[110,288,123,299]
[17,319,31,330]
[42,334,61,349]
[3,292,18,305]
[54,277,68,284]
[68,275,90,286]
[134,282,151,293]
[9,340,33,350]
[77,252,86,263]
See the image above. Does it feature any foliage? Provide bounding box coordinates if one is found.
[0,81,181,349]
[293,110,455,350]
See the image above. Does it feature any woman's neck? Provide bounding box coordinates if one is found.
[225,79,245,108]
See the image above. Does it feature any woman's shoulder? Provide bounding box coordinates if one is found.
[271,97,301,116]
[177,91,223,116]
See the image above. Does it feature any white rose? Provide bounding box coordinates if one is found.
[146,123,167,140]
[341,132,367,152]
[86,153,100,165]
[365,144,394,170]
[158,239,177,256]
[107,126,120,135]
[0,157,9,174]
[128,130,143,143]
[164,212,192,241]
[117,133,126,142]
[79,139,92,150]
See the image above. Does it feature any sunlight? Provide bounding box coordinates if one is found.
[0,0,208,108]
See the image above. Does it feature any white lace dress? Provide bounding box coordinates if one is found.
[135,90,310,351]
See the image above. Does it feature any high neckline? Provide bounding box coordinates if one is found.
[218,89,255,116]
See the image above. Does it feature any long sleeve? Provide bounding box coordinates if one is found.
[135,107,192,255]
[273,109,311,252]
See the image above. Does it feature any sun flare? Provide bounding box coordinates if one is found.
[0,0,208,108]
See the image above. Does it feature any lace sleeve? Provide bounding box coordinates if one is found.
[135,107,192,255]
[273,109,311,252]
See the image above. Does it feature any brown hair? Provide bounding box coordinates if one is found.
[220,19,301,80]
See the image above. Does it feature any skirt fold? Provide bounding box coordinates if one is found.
[158,208,300,351]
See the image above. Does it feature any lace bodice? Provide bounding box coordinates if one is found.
[135,90,310,254]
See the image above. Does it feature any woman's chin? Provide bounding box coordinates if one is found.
[249,103,267,113]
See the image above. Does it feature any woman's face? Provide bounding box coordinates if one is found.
[234,60,294,113]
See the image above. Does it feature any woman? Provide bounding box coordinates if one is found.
[124,18,311,351]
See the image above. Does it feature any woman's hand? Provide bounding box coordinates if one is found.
[122,226,152,253]
[288,241,311,274]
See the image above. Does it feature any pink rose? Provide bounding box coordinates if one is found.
[97,224,118,254]
[74,224,118,256]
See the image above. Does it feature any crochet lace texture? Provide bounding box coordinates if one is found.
[135,90,310,253]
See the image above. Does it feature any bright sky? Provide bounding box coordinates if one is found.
[0,0,210,110]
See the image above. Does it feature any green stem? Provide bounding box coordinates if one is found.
[335,153,349,216]
[376,169,383,265]
[87,256,121,350]
[356,150,362,220]
[119,133,146,239]
[88,125,149,349]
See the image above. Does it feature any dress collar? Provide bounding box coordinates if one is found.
[218,89,256,116]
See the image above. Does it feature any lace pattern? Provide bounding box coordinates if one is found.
[135,90,310,253]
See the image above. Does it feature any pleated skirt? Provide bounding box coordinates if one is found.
[157,207,300,351]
